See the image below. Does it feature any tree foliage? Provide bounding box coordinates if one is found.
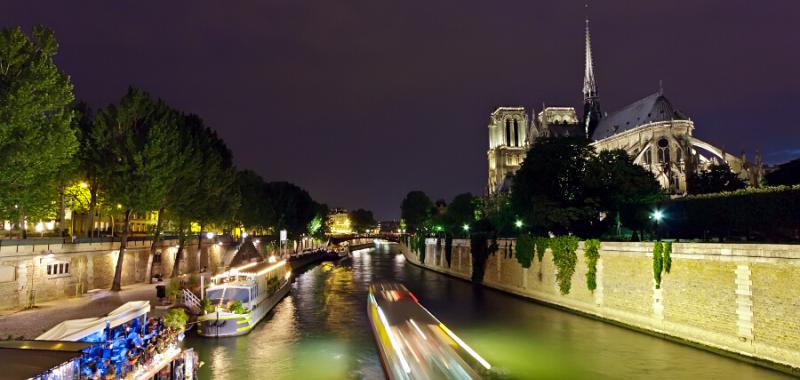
[688,163,746,195]
[93,87,178,290]
[584,239,600,291]
[0,26,77,229]
[400,191,434,233]
[515,234,535,269]
[349,208,377,234]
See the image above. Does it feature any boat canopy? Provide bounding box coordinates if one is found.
[36,301,150,341]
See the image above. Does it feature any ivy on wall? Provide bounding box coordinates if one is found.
[584,239,601,292]
[534,237,548,263]
[663,241,672,273]
[417,235,427,264]
[653,241,663,289]
[515,234,535,269]
[444,235,453,267]
[551,236,580,295]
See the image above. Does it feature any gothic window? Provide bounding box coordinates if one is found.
[676,145,683,162]
[643,147,652,165]
[513,119,519,147]
[657,138,670,164]
[505,119,511,146]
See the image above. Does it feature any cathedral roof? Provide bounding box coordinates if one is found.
[591,92,688,140]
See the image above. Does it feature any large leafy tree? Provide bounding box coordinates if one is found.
[585,149,664,237]
[0,26,77,237]
[236,170,274,233]
[168,114,239,277]
[400,191,434,233]
[688,163,747,195]
[93,87,176,290]
[349,208,377,234]
[511,137,597,235]
[443,193,477,235]
[262,181,318,238]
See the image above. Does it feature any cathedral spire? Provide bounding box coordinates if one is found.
[582,5,603,139]
[583,18,597,100]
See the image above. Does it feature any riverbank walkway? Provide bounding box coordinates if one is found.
[0,283,164,339]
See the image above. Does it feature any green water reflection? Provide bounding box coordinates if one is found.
[187,244,790,379]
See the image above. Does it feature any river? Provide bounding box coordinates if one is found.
[187,243,790,379]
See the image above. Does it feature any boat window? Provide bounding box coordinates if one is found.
[206,287,251,304]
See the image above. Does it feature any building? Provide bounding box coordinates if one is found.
[487,19,762,195]
[327,208,352,235]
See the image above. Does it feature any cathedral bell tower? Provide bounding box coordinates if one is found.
[487,107,528,195]
[583,19,602,139]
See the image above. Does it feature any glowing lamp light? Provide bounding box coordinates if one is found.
[206,232,215,239]
[35,222,45,233]
[462,224,470,232]
[515,219,523,228]
[652,210,664,222]
[216,241,223,246]
[241,232,248,239]
[268,255,277,263]
[79,182,88,189]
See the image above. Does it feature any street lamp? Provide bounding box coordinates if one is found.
[514,219,524,229]
[462,224,470,233]
[652,209,664,240]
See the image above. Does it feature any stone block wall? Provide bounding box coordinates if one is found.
[403,239,800,372]
[0,239,235,310]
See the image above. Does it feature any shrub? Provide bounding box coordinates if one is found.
[163,308,188,330]
[229,300,246,314]
[662,185,800,242]
[267,277,281,296]
[165,278,181,301]
[550,236,579,295]
[201,297,214,314]
[584,239,601,291]
[515,234,535,269]
[653,241,663,289]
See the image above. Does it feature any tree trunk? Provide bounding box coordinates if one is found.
[145,207,165,283]
[58,183,66,237]
[171,221,186,278]
[111,209,131,291]
[87,184,97,238]
[19,207,26,239]
[197,223,205,272]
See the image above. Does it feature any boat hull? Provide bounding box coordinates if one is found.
[196,280,291,338]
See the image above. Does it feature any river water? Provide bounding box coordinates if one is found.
[187,243,790,379]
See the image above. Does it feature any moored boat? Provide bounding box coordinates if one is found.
[197,259,291,338]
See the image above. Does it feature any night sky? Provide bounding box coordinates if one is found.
[4,1,799,220]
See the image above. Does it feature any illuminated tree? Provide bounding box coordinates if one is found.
[93,87,177,290]
[0,26,77,237]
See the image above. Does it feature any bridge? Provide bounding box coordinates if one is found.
[328,234,400,251]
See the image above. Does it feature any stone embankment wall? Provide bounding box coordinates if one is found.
[0,239,236,310]
[401,239,800,373]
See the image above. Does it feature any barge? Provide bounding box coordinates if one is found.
[197,259,291,338]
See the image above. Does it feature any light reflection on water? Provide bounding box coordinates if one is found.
[188,243,791,380]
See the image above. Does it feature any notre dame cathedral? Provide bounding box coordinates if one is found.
[487,20,764,195]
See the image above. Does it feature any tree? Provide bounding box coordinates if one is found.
[262,181,318,239]
[0,26,77,237]
[765,157,800,186]
[511,137,597,235]
[93,87,177,290]
[442,193,477,235]
[400,191,433,233]
[236,170,273,233]
[307,203,329,239]
[585,149,664,237]
[349,209,377,234]
[688,163,747,195]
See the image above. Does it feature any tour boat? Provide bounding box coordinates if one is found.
[197,259,291,337]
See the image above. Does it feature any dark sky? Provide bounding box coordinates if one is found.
[4,1,799,220]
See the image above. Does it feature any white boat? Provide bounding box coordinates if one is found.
[197,259,291,337]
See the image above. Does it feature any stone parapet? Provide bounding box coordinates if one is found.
[404,239,800,374]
